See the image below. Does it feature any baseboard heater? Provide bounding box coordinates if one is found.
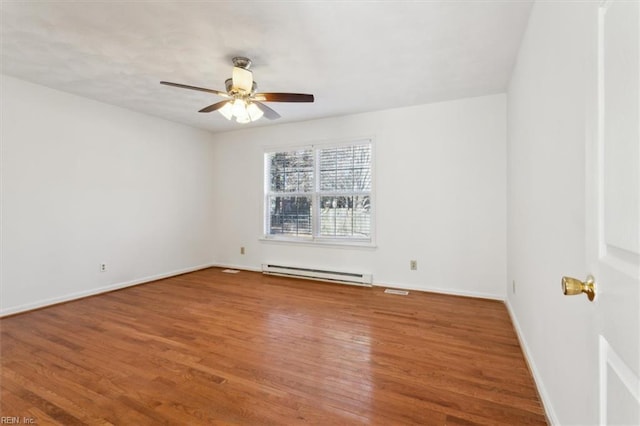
[261,264,373,287]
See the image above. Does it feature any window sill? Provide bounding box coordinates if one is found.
[259,236,377,250]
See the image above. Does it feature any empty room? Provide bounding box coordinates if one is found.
[1,1,638,425]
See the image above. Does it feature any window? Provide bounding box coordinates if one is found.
[265,140,373,243]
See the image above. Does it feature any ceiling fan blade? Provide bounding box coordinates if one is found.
[254,102,281,120]
[199,100,231,113]
[232,67,253,93]
[254,93,314,103]
[160,81,229,97]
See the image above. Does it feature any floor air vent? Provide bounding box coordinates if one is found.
[262,264,372,287]
[384,289,409,295]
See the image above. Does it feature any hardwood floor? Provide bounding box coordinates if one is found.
[0,268,547,425]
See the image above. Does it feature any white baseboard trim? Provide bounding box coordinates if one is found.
[505,299,558,425]
[212,265,504,300]
[375,280,505,301]
[0,262,217,317]
[211,263,262,273]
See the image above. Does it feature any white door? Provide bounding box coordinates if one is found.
[584,0,640,424]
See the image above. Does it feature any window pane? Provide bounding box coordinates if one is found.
[319,144,371,192]
[353,167,371,191]
[269,196,312,237]
[268,150,313,192]
[353,144,372,191]
[298,171,313,192]
[319,170,335,191]
[336,169,353,191]
[320,195,370,238]
[336,146,353,169]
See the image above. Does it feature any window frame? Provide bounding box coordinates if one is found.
[263,138,375,246]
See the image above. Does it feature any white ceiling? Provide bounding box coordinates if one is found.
[1,1,533,134]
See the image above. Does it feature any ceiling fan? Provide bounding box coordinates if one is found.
[160,57,314,124]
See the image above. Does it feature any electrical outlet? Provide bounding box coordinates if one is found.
[410,260,417,270]
[100,263,107,272]
[512,280,516,294]
[240,246,245,255]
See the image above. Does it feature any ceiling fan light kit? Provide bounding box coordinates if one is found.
[219,98,264,123]
[160,57,314,124]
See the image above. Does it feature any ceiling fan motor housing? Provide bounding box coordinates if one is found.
[225,78,257,96]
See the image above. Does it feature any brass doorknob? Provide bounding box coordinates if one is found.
[562,275,596,301]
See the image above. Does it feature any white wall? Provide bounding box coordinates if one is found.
[507,2,598,424]
[0,78,507,313]
[1,75,217,316]
[211,94,507,299]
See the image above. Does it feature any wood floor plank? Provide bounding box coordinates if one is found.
[1,267,547,424]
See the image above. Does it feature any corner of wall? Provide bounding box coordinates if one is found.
[504,298,559,425]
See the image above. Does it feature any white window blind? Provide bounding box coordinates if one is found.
[265,141,373,243]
